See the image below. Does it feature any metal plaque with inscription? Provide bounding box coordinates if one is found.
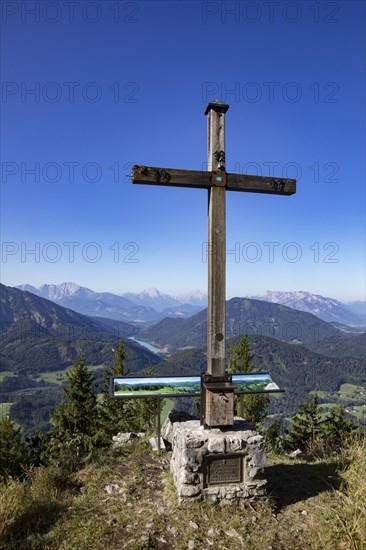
[204,454,243,486]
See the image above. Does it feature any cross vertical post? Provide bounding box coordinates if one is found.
[205,101,229,378]
[131,101,296,430]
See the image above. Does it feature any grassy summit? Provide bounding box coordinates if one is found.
[1,439,365,550]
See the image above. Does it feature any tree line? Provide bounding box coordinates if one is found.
[0,340,159,479]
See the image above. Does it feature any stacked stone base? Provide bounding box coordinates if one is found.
[170,418,266,505]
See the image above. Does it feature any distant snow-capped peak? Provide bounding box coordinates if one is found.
[250,290,363,325]
[175,289,208,306]
[260,290,343,307]
[141,287,164,298]
[40,282,82,299]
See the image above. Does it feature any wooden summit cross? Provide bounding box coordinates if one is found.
[132,101,296,428]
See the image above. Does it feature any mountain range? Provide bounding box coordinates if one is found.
[6,284,365,367]
[2,283,365,434]
[17,283,365,328]
[17,283,205,325]
[251,290,365,326]
[122,287,208,310]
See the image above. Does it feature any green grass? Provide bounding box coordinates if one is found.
[0,403,14,420]
[35,370,67,385]
[35,364,106,385]
[0,371,15,382]
[339,383,365,396]
[88,364,105,372]
[350,405,366,422]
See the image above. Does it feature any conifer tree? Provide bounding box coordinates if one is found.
[97,340,137,443]
[322,404,358,450]
[228,334,269,426]
[229,334,254,372]
[286,392,322,453]
[47,355,98,460]
[0,416,26,481]
[264,417,284,454]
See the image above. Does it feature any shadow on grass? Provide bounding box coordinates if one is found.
[1,500,70,550]
[266,460,341,512]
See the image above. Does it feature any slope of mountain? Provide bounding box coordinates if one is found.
[251,290,365,326]
[141,297,364,358]
[2,283,100,331]
[0,284,159,374]
[308,331,366,361]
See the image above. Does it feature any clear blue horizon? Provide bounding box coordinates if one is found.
[1,1,365,302]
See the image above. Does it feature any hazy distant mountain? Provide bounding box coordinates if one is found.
[16,283,364,330]
[161,304,204,317]
[346,300,366,321]
[250,290,365,326]
[17,283,205,323]
[16,283,165,325]
[18,282,134,309]
[174,290,208,307]
[122,287,182,311]
[123,287,208,310]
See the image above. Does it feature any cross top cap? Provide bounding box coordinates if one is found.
[204,100,230,115]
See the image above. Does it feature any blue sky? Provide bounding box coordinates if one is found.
[1,0,365,302]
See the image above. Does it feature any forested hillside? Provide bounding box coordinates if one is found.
[141,297,361,355]
[153,335,366,417]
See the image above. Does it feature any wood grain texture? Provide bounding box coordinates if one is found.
[132,165,211,188]
[226,173,296,195]
[207,107,226,378]
[132,165,296,195]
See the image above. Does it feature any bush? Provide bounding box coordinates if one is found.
[0,463,74,548]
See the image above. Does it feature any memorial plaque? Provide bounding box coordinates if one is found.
[204,454,243,486]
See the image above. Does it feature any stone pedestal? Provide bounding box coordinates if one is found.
[170,418,266,505]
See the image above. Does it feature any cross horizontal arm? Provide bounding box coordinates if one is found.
[132,165,296,195]
[132,165,211,189]
[226,173,296,195]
